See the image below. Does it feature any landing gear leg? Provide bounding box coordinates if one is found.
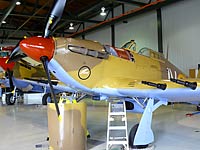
[129,98,167,148]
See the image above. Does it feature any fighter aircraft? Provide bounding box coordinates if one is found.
[0,48,74,105]
[8,0,200,148]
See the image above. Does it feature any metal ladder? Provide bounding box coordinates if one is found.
[106,101,129,150]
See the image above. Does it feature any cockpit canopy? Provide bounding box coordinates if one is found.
[104,45,134,61]
[0,51,10,58]
[0,46,14,58]
[121,40,136,51]
[138,47,165,61]
[66,39,164,62]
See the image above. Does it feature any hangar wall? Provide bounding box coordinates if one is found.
[162,0,200,75]
[85,27,111,45]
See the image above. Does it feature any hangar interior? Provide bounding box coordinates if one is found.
[0,0,200,150]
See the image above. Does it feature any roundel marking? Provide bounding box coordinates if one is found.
[78,66,91,80]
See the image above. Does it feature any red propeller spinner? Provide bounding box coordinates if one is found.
[19,36,55,62]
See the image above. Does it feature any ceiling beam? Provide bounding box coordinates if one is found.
[77,1,104,17]
[0,0,18,27]
[116,0,147,6]
[0,26,74,36]
[0,12,101,23]
[0,36,23,40]
[6,1,50,39]
[0,27,42,33]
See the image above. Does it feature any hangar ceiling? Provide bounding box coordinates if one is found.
[0,0,182,44]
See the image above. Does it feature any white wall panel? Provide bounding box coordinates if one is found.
[115,11,158,51]
[163,0,200,75]
[85,27,111,45]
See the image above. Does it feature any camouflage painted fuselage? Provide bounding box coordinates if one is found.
[52,38,185,89]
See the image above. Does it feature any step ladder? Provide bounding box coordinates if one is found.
[106,101,129,150]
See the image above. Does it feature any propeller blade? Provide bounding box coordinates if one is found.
[7,45,27,63]
[44,0,67,37]
[40,56,60,117]
[6,69,14,91]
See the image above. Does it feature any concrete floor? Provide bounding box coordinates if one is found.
[0,99,200,150]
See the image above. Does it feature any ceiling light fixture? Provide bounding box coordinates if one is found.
[2,20,6,24]
[16,1,21,5]
[69,23,74,30]
[100,7,106,16]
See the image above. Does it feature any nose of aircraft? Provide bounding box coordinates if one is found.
[0,57,15,71]
[20,36,55,62]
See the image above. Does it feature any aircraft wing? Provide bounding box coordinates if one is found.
[0,78,10,88]
[24,77,59,86]
[12,77,75,94]
[92,78,200,103]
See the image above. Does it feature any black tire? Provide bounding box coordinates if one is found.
[42,93,52,105]
[197,105,200,111]
[129,123,149,149]
[5,93,16,105]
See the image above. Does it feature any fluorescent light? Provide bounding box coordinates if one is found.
[16,1,21,5]
[69,23,74,30]
[100,7,106,16]
[2,20,6,24]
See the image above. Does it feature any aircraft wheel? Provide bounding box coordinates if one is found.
[5,93,16,105]
[42,93,52,105]
[197,105,200,111]
[129,123,149,149]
